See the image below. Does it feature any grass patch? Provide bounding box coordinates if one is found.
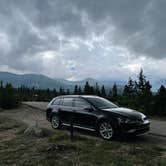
[48,131,166,166]
[0,116,27,136]
[0,116,21,131]
[0,117,166,166]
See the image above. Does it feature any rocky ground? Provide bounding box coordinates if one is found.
[0,105,166,165]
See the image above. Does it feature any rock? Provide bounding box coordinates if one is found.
[135,146,143,151]
[24,122,44,138]
[47,144,66,152]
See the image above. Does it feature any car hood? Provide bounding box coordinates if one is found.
[102,107,145,120]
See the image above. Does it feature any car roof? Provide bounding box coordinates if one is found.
[55,95,100,99]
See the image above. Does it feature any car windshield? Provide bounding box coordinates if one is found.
[86,97,118,109]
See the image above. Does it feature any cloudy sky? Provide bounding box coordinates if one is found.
[0,0,166,82]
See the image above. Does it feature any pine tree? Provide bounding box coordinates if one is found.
[136,69,146,93]
[1,83,20,109]
[112,83,118,98]
[136,69,152,112]
[123,77,136,98]
[109,89,112,97]
[74,85,78,94]
[154,85,166,115]
[53,88,57,97]
[0,81,3,89]
[94,82,101,96]
[0,81,3,107]
[101,85,106,97]
[59,87,64,95]
[84,81,90,95]
[90,86,94,95]
[123,85,129,97]
[66,89,70,95]
[78,86,82,95]
[158,85,166,96]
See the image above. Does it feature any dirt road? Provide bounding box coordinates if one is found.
[23,101,166,137]
[0,102,166,145]
[0,105,50,129]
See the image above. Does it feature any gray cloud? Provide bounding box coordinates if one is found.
[71,0,166,59]
[0,0,166,80]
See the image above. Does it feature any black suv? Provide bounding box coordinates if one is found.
[46,95,150,140]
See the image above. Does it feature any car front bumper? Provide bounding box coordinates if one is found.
[121,120,150,135]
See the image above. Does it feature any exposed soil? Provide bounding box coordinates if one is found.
[0,105,51,129]
[0,104,166,147]
[0,105,166,166]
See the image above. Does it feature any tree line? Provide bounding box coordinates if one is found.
[0,69,166,116]
[0,82,20,109]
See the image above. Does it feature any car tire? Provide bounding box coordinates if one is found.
[98,121,115,140]
[51,114,61,129]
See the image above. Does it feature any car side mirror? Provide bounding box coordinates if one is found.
[83,106,93,112]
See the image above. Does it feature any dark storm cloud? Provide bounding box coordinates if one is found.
[0,0,62,72]
[0,0,166,77]
[0,0,88,70]
[71,0,166,59]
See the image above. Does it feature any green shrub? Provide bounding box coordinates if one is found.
[0,83,20,109]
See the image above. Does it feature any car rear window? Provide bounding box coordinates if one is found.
[52,98,62,105]
[74,98,90,108]
[62,98,73,107]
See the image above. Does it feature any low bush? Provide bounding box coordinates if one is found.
[0,83,20,109]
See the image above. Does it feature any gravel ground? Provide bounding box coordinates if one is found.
[0,105,51,129]
[0,104,166,146]
[23,101,166,137]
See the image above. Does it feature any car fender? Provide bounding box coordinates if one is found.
[95,115,108,129]
[96,115,119,130]
[47,107,60,121]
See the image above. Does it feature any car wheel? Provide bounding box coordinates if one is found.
[51,115,61,129]
[98,121,114,140]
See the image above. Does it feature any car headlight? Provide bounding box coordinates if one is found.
[117,117,136,124]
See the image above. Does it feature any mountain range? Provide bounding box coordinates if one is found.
[0,72,124,93]
[0,71,165,92]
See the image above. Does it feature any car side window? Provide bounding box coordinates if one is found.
[74,98,91,108]
[62,98,73,107]
[52,98,61,105]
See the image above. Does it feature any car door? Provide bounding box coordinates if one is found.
[73,98,97,129]
[59,97,75,124]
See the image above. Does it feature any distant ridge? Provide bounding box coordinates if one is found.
[0,71,124,92]
[0,72,67,89]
